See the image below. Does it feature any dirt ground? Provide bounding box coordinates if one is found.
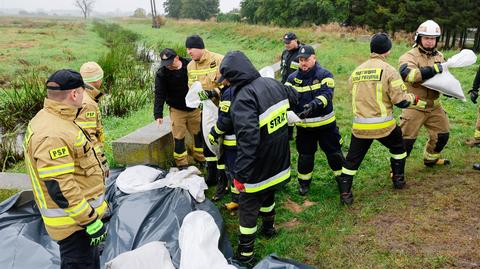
[347,170,480,268]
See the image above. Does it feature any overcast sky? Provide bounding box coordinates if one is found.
[0,0,242,13]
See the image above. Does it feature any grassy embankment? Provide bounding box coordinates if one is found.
[2,17,479,268]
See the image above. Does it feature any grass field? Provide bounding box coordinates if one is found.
[1,17,479,268]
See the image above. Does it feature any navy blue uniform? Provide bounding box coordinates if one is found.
[286,63,344,192]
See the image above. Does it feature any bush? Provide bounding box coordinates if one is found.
[216,12,241,23]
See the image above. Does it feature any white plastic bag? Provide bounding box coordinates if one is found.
[202,99,220,156]
[259,66,275,78]
[287,111,301,125]
[179,211,237,269]
[422,49,477,102]
[105,241,175,269]
[185,81,203,108]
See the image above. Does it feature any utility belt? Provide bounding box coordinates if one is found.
[410,98,441,110]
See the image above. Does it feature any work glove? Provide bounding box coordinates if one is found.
[297,98,324,119]
[420,63,443,80]
[208,127,220,146]
[468,89,479,104]
[85,219,107,247]
[198,90,218,101]
[233,178,245,192]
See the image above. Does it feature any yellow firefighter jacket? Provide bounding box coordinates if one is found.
[398,46,445,111]
[349,53,416,139]
[75,86,107,168]
[24,98,107,241]
[187,49,224,104]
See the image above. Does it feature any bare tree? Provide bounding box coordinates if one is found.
[74,0,95,19]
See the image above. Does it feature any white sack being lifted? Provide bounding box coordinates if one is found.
[422,49,477,101]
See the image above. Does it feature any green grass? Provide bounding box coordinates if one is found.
[1,18,479,268]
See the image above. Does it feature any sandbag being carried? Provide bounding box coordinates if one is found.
[422,49,478,101]
[106,241,175,269]
[185,81,203,108]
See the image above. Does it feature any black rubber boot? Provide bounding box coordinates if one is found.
[336,175,353,205]
[424,158,450,167]
[205,162,217,187]
[473,163,480,170]
[390,157,406,189]
[235,236,256,268]
[259,214,277,238]
[298,180,311,196]
[212,169,228,201]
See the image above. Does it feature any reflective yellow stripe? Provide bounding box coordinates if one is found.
[230,185,240,194]
[239,225,257,235]
[42,215,76,226]
[25,156,47,208]
[407,69,416,83]
[433,64,440,73]
[244,168,290,193]
[188,68,218,76]
[376,83,387,117]
[38,163,75,178]
[258,99,289,134]
[352,119,396,130]
[291,83,321,93]
[222,139,237,146]
[352,83,358,115]
[342,167,357,176]
[296,115,336,128]
[424,149,441,161]
[297,171,312,180]
[391,79,404,88]
[321,77,335,88]
[214,124,225,135]
[64,198,89,217]
[193,147,203,153]
[205,157,218,162]
[173,151,188,158]
[391,152,407,160]
[260,203,275,213]
[83,73,104,83]
[333,170,342,176]
[217,164,225,170]
[316,95,328,107]
[95,201,108,216]
[76,121,97,129]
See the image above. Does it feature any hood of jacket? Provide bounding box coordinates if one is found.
[219,51,260,88]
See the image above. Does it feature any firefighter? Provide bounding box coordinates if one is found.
[24,69,108,268]
[185,34,228,200]
[154,48,205,168]
[77,62,108,177]
[336,33,418,205]
[208,83,240,211]
[285,45,345,196]
[466,65,480,148]
[218,50,299,266]
[280,32,302,140]
[398,20,450,167]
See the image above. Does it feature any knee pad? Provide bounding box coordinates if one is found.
[174,138,186,154]
[434,133,449,152]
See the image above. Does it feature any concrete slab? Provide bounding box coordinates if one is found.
[0,172,31,190]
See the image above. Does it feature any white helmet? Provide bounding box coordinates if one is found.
[414,20,441,46]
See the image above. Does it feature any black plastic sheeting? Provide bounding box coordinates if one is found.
[0,168,233,269]
[253,254,318,269]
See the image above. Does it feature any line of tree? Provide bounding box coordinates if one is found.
[163,0,219,21]
[239,0,480,51]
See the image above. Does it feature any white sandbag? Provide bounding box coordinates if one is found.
[202,99,220,156]
[185,81,203,108]
[422,50,477,101]
[105,241,175,269]
[444,49,477,68]
[259,66,275,78]
[179,211,237,269]
[287,111,301,125]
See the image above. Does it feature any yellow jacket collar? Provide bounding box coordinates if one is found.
[43,98,79,121]
[196,49,211,64]
[86,86,103,102]
[370,53,387,61]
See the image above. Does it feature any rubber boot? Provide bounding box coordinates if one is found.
[212,169,228,201]
[205,162,217,187]
[298,180,311,196]
[390,157,406,189]
[336,175,353,205]
[260,214,277,238]
[235,235,256,268]
[424,158,450,167]
[473,163,480,170]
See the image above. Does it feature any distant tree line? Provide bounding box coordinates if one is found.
[239,0,480,51]
[163,0,219,21]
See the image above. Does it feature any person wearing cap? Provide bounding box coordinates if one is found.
[398,20,450,167]
[218,50,299,267]
[154,48,205,168]
[24,69,108,269]
[78,62,108,176]
[185,34,228,201]
[335,33,418,205]
[285,44,345,196]
[280,32,302,141]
